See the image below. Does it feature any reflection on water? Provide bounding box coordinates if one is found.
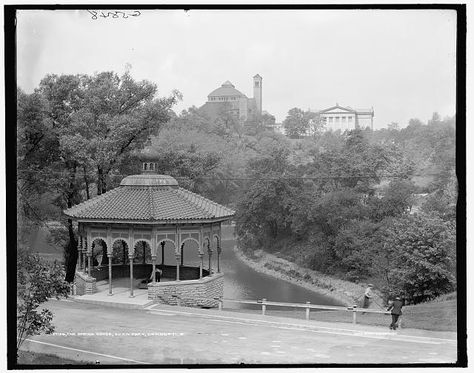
[219,226,344,309]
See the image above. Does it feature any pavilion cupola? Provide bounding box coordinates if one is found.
[142,161,157,174]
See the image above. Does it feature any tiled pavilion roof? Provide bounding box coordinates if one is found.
[63,174,235,223]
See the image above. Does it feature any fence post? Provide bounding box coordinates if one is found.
[262,298,267,316]
[352,305,357,324]
[216,297,223,311]
[398,315,402,329]
[305,302,310,320]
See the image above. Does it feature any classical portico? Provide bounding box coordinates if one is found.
[64,165,234,307]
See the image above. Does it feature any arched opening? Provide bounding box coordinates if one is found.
[111,239,129,264]
[157,240,176,266]
[181,239,200,268]
[91,238,107,267]
[134,240,152,264]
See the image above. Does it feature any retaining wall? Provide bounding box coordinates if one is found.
[75,271,97,295]
[148,272,224,308]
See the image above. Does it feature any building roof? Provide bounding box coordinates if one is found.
[318,104,374,116]
[319,104,356,114]
[63,174,235,223]
[208,81,246,98]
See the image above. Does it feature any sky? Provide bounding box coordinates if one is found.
[16,9,457,128]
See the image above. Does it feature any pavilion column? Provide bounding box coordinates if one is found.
[108,254,113,296]
[82,241,87,273]
[87,252,92,277]
[217,243,221,273]
[129,254,135,297]
[86,227,91,275]
[161,242,165,265]
[151,256,157,283]
[175,254,181,281]
[208,248,213,276]
[181,243,184,266]
[199,253,203,279]
[77,236,82,270]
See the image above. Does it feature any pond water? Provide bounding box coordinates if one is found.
[218,226,344,309]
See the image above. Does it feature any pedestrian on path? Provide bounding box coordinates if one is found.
[362,284,374,309]
[387,296,405,330]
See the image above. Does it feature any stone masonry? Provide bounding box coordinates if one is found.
[148,273,224,308]
[75,271,97,295]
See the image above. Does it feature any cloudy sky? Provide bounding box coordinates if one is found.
[17,9,456,128]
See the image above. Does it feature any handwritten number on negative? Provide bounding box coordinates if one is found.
[87,10,141,20]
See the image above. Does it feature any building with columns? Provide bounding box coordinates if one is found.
[200,74,262,122]
[318,104,374,131]
[64,162,234,307]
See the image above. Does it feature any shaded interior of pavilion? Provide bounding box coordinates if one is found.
[77,237,222,296]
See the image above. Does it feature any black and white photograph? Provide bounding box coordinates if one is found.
[6,3,467,368]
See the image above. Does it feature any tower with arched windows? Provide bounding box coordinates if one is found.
[253,74,262,115]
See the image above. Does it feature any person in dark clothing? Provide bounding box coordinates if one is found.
[387,296,405,330]
[139,269,163,288]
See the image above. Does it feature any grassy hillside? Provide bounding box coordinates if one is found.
[17,350,92,365]
[313,296,457,332]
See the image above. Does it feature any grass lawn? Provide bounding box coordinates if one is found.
[17,350,93,365]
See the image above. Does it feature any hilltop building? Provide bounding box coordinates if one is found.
[317,104,374,131]
[200,74,262,122]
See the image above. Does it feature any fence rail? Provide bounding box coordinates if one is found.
[159,295,400,328]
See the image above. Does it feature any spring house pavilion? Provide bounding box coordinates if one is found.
[64,162,235,307]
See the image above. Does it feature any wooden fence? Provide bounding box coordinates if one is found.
[165,295,401,328]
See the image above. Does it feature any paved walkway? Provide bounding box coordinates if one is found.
[74,278,153,309]
[21,299,457,365]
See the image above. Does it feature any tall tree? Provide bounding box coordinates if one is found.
[19,70,179,282]
[282,108,318,138]
[39,71,180,195]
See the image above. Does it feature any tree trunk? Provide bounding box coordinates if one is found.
[64,162,79,283]
[64,218,78,283]
[83,165,90,200]
[97,167,107,195]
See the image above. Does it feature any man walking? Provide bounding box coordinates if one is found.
[363,284,374,309]
[387,296,405,330]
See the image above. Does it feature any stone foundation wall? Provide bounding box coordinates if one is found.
[148,273,224,308]
[75,271,97,295]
